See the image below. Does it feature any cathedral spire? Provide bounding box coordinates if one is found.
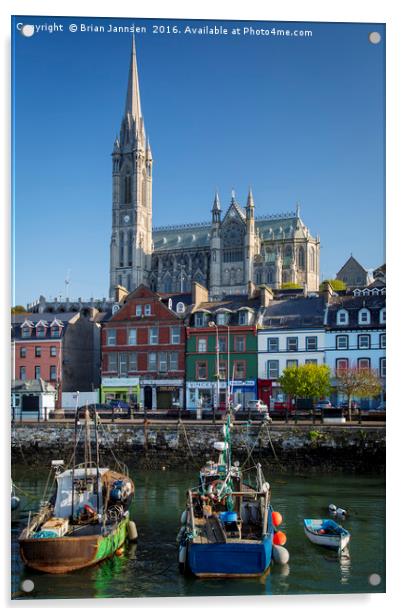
[212,190,221,223]
[246,187,255,209]
[125,35,142,122]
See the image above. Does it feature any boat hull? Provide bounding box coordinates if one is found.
[19,516,129,574]
[188,535,273,577]
[303,519,350,551]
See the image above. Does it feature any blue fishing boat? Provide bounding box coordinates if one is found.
[304,518,350,552]
[177,415,283,578]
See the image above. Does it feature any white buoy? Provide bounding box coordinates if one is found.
[128,520,138,542]
[272,545,290,565]
[262,482,270,493]
[328,504,337,512]
[178,545,187,563]
[336,508,347,517]
[176,526,186,543]
[180,510,187,525]
[11,495,20,511]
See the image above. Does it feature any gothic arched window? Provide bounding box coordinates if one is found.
[124,175,131,204]
[119,231,124,267]
[298,246,305,268]
[309,246,315,272]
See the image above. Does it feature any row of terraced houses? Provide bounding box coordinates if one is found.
[12,278,386,417]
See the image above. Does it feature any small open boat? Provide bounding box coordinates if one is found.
[177,415,277,578]
[304,518,350,552]
[19,408,136,573]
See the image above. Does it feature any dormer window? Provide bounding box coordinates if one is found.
[144,304,151,316]
[238,311,249,325]
[379,308,386,324]
[358,308,371,325]
[21,326,31,338]
[36,325,46,338]
[194,312,205,327]
[51,326,60,338]
[135,305,142,317]
[216,313,227,326]
[336,309,349,326]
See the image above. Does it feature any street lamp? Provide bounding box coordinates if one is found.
[208,321,219,424]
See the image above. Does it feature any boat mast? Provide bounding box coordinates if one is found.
[71,407,79,521]
[94,409,100,515]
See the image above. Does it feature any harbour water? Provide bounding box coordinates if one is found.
[11,464,385,599]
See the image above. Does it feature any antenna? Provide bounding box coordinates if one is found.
[64,269,71,299]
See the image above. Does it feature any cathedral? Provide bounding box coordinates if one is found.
[109,38,320,300]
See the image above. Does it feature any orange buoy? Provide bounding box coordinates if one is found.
[272,511,283,527]
[273,531,287,546]
[115,547,124,557]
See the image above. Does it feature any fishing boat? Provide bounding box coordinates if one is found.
[177,415,286,578]
[303,518,350,552]
[19,408,137,573]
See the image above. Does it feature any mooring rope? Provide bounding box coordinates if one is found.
[177,420,197,464]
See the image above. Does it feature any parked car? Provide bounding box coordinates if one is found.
[109,399,130,411]
[246,399,268,413]
[315,399,332,410]
[76,403,129,419]
[376,402,386,411]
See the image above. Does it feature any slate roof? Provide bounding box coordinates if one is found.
[326,294,385,330]
[11,312,75,340]
[261,296,326,330]
[12,379,57,393]
[190,294,262,326]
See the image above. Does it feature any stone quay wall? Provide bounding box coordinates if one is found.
[11,422,385,473]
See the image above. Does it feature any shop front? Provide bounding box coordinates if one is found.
[140,379,184,410]
[230,379,257,409]
[100,377,140,406]
[186,381,228,412]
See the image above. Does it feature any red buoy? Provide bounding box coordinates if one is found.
[273,531,287,546]
[115,547,124,557]
[272,511,283,527]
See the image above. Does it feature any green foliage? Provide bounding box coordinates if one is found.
[280,282,303,290]
[280,364,332,400]
[11,305,27,314]
[319,279,346,291]
[308,430,324,443]
[335,366,382,420]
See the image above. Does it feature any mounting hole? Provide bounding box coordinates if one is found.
[368,32,381,45]
[368,573,381,586]
[21,25,35,37]
[21,579,34,592]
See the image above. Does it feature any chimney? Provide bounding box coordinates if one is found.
[259,284,274,307]
[115,284,129,303]
[248,280,257,299]
[192,282,209,307]
[321,280,334,304]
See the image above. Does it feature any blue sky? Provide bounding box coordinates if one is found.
[12,16,385,305]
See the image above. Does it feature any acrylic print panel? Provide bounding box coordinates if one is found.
[11,15,385,600]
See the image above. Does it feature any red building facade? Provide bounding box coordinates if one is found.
[101,285,186,410]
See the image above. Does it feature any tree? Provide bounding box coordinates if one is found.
[11,305,27,314]
[281,282,303,290]
[280,364,332,420]
[319,279,346,291]
[335,366,382,421]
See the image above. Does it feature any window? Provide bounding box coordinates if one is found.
[170,326,180,344]
[358,358,370,371]
[196,360,208,380]
[119,352,128,376]
[169,352,179,371]
[144,304,151,316]
[217,360,227,380]
[358,334,371,349]
[306,336,317,351]
[287,337,298,352]
[34,366,41,379]
[380,357,386,378]
[128,352,137,371]
[358,309,371,325]
[149,327,158,344]
[21,326,31,338]
[267,360,279,379]
[50,365,57,380]
[218,336,227,353]
[50,346,57,357]
[35,346,41,358]
[19,347,26,358]
[135,305,142,317]
[51,326,60,338]
[216,313,227,325]
[234,361,246,380]
[337,310,349,325]
[305,359,318,365]
[336,358,349,374]
[36,326,45,338]
[20,366,26,380]
[106,329,116,346]
[108,353,117,372]
[148,352,157,371]
[267,338,279,352]
[195,313,204,327]
[286,359,298,368]
[380,333,386,349]
[159,352,168,372]
[128,328,137,345]
[379,308,386,324]
[234,336,245,352]
[336,335,348,350]
[197,338,207,353]
[238,311,248,325]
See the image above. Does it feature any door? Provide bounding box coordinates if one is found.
[144,386,152,410]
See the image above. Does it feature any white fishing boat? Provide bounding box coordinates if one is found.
[304,518,350,552]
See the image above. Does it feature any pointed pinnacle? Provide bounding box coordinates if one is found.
[247,187,254,208]
[213,190,221,210]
